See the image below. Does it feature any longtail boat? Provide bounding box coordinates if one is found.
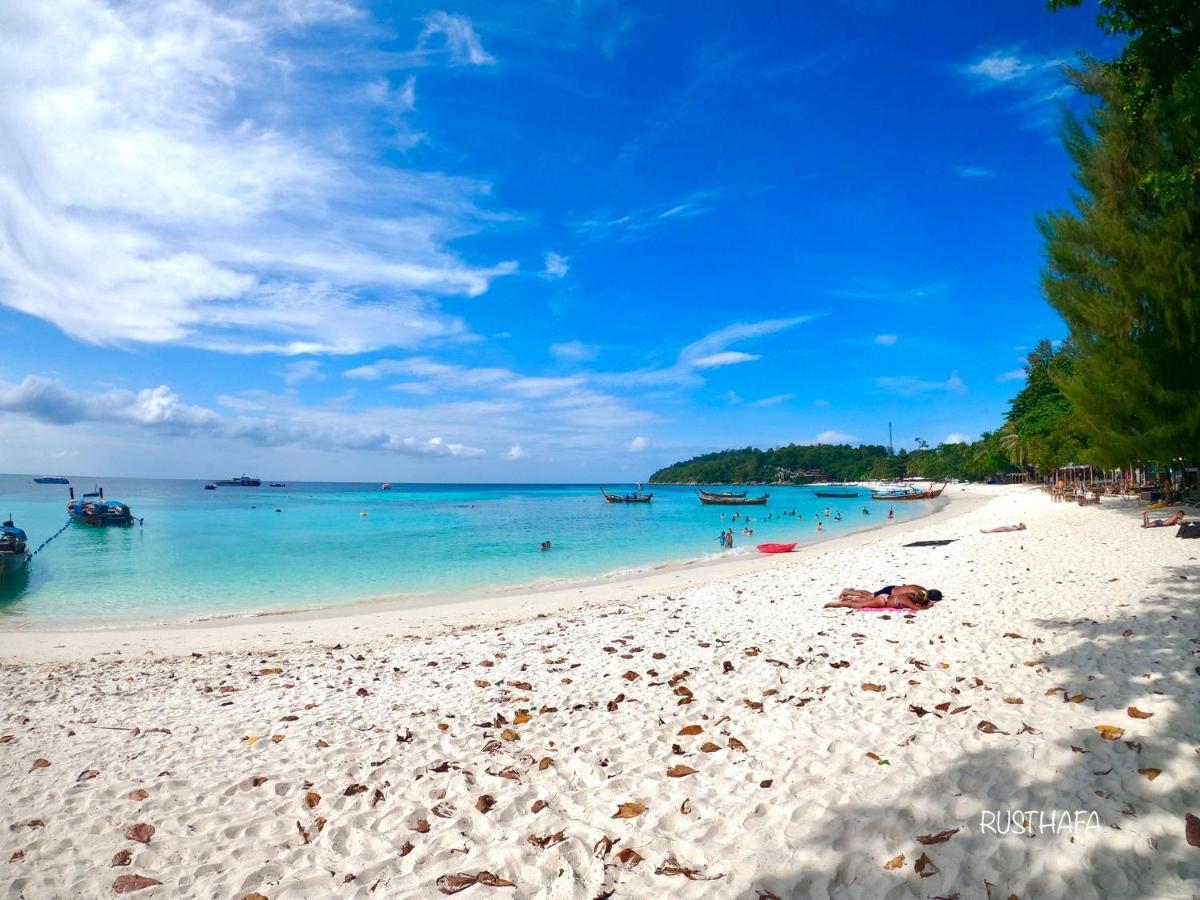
[810,486,860,498]
[698,490,768,506]
[870,483,946,501]
[601,488,653,503]
[67,487,138,526]
[697,488,748,499]
[0,519,30,581]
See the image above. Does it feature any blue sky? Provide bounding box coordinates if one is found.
[0,1,1115,481]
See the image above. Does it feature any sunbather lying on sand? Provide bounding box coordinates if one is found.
[981,523,1026,533]
[825,584,942,610]
[1143,510,1185,528]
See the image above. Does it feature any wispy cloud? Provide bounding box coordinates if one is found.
[599,316,815,388]
[571,189,719,240]
[944,432,971,444]
[549,340,599,363]
[418,11,495,65]
[279,360,325,386]
[961,48,1071,127]
[504,444,526,460]
[873,333,898,346]
[748,393,794,408]
[0,2,512,355]
[876,372,967,396]
[996,369,1026,382]
[837,280,949,307]
[954,165,996,179]
[628,435,649,452]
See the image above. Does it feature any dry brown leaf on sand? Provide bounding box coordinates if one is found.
[128,789,149,802]
[242,894,269,900]
[593,835,615,858]
[476,872,515,888]
[1138,768,1161,781]
[30,758,50,771]
[513,712,532,725]
[677,725,702,736]
[699,742,721,753]
[110,849,132,867]
[916,827,959,844]
[1127,707,1154,719]
[616,848,643,868]
[861,683,886,692]
[527,830,566,849]
[914,852,939,878]
[436,873,478,894]
[344,784,367,796]
[305,791,320,809]
[655,854,724,880]
[475,795,496,814]
[1003,698,1024,705]
[123,824,154,844]
[113,874,162,894]
[728,737,748,752]
[977,721,1009,735]
[1095,725,1125,741]
[667,765,697,778]
[1186,813,1200,848]
[883,854,905,871]
[612,802,646,819]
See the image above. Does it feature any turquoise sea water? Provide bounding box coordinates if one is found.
[0,475,939,629]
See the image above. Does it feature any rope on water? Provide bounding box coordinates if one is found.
[31,520,72,556]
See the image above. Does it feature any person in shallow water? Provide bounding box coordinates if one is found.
[540,540,552,551]
[825,585,943,609]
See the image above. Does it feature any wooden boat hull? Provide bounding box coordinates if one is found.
[698,489,748,499]
[601,489,652,503]
[756,542,796,553]
[0,553,30,580]
[811,490,859,498]
[698,492,768,505]
[871,486,946,501]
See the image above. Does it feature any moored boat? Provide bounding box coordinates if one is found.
[698,488,748,499]
[67,487,138,526]
[0,519,31,581]
[870,483,946,501]
[756,542,796,553]
[698,490,769,505]
[269,482,287,488]
[810,486,860,498]
[204,483,217,490]
[33,476,70,485]
[381,483,392,491]
[600,487,653,503]
[214,475,262,486]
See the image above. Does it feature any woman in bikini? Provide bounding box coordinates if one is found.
[825,584,942,609]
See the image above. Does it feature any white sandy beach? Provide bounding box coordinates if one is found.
[2,485,1198,898]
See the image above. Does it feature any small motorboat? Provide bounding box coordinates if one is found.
[268,482,287,488]
[0,518,31,581]
[698,490,769,506]
[67,487,137,526]
[204,483,217,490]
[756,542,797,554]
[381,483,392,491]
[33,476,70,485]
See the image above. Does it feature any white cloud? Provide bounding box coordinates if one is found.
[691,351,760,370]
[954,165,996,179]
[628,435,649,452]
[572,189,720,240]
[601,316,814,388]
[280,360,324,386]
[944,432,971,444]
[813,398,829,408]
[505,444,526,460]
[542,252,569,279]
[0,1,513,355]
[966,53,1032,83]
[876,372,968,396]
[549,340,599,363]
[418,11,495,65]
[748,393,794,408]
[815,429,857,444]
[0,374,488,457]
[873,333,898,346]
[996,369,1026,382]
